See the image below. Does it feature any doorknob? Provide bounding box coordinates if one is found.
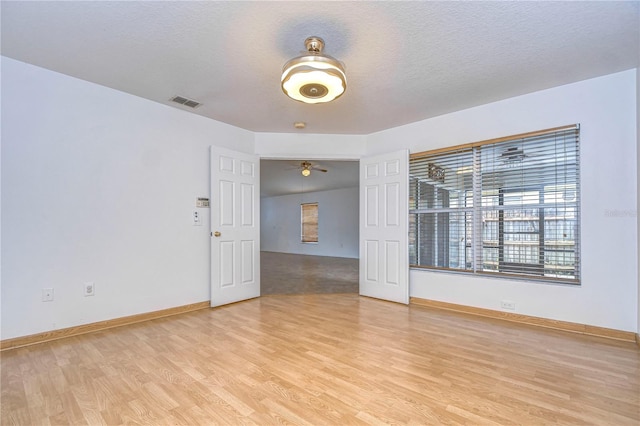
[213,231,221,237]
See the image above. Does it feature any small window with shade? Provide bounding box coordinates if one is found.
[301,203,318,243]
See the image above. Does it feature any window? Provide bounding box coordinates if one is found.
[409,125,580,284]
[301,203,318,243]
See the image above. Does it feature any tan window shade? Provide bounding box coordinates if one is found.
[410,125,580,284]
[301,203,318,243]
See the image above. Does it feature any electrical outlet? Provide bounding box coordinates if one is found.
[500,300,516,311]
[42,288,54,302]
[84,282,95,297]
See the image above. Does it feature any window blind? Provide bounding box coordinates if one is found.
[301,203,318,243]
[409,125,580,284]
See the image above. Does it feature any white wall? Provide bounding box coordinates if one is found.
[637,66,640,338]
[261,187,359,258]
[2,56,637,339]
[1,57,254,340]
[255,132,366,160]
[369,70,638,332]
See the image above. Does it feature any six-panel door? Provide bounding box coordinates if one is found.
[359,150,409,304]
[210,146,260,307]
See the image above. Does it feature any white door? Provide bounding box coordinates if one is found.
[210,146,260,307]
[359,150,409,304]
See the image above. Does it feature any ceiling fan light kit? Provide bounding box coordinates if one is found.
[301,161,312,177]
[281,37,347,104]
[299,160,327,177]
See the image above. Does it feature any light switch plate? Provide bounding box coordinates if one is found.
[193,210,202,226]
[84,282,95,297]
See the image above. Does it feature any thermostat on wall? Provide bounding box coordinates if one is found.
[196,197,210,208]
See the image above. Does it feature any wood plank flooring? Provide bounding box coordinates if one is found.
[2,294,639,425]
[261,251,358,295]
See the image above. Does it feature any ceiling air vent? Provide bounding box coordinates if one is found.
[170,95,201,109]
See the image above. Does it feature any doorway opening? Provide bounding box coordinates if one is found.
[260,159,359,295]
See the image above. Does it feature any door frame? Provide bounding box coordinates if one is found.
[257,155,359,285]
[258,155,362,258]
[209,153,411,306]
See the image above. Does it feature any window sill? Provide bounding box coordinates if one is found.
[409,265,580,286]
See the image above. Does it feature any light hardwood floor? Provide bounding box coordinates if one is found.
[2,294,639,425]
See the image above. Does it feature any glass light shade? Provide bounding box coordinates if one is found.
[282,66,346,104]
[301,168,311,177]
[281,38,347,104]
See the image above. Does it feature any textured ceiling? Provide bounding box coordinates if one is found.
[261,160,358,197]
[1,1,639,135]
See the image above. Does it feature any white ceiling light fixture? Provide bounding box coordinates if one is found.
[281,37,347,104]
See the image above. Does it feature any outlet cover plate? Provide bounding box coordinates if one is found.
[42,288,54,302]
[84,282,95,297]
[500,300,516,310]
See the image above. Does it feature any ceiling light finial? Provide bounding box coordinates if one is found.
[281,36,347,104]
